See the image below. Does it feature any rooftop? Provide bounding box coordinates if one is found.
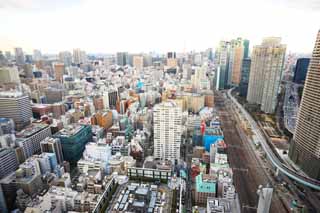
[16,123,49,138]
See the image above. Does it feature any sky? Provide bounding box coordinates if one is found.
[0,0,319,54]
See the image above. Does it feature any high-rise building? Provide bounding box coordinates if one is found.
[167,52,177,67]
[59,51,72,67]
[0,92,32,131]
[230,38,248,85]
[40,137,64,165]
[0,67,20,84]
[32,49,42,61]
[214,41,230,90]
[247,37,286,113]
[53,63,65,82]
[293,58,310,84]
[133,55,144,71]
[153,102,182,162]
[239,58,251,97]
[0,148,18,179]
[73,49,86,64]
[116,52,129,66]
[289,30,320,179]
[14,48,25,65]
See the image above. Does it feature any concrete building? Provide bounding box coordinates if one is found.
[53,63,65,82]
[167,52,177,67]
[33,49,42,61]
[153,102,182,162]
[0,92,32,131]
[73,48,86,64]
[293,58,310,85]
[228,38,247,86]
[247,37,286,113]
[117,52,129,66]
[0,67,20,84]
[194,173,217,204]
[14,47,25,65]
[133,55,144,71]
[16,123,52,159]
[289,31,320,179]
[40,137,64,165]
[239,58,251,97]
[0,148,18,179]
[58,51,72,67]
[215,41,230,90]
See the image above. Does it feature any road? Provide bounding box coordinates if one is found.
[215,92,287,213]
[227,88,320,191]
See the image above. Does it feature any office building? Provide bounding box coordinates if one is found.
[73,48,86,64]
[0,148,18,179]
[0,92,32,131]
[53,63,65,82]
[40,137,64,165]
[0,67,20,84]
[58,51,72,66]
[133,55,144,71]
[167,52,177,67]
[293,58,310,84]
[15,123,52,159]
[215,41,230,90]
[239,58,251,97]
[289,30,320,179]
[33,49,42,61]
[14,47,25,65]
[247,37,286,113]
[53,125,92,164]
[117,52,129,66]
[153,102,182,161]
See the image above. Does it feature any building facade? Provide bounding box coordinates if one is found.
[153,102,182,162]
[0,93,32,131]
[289,31,320,179]
[247,37,286,113]
[239,58,251,97]
[293,58,310,84]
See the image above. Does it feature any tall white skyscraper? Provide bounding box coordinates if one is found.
[59,51,72,66]
[153,101,182,162]
[247,37,286,113]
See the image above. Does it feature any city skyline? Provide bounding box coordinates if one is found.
[0,0,320,54]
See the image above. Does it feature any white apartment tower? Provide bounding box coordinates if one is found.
[247,37,286,113]
[153,102,182,162]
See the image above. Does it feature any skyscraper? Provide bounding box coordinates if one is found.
[214,41,230,90]
[58,51,72,66]
[54,63,65,82]
[73,48,86,64]
[247,37,286,113]
[289,30,320,179]
[167,52,177,67]
[14,47,25,65]
[239,58,251,97]
[116,52,129,66]
[293,58,310,84]
[153,102,182,162]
